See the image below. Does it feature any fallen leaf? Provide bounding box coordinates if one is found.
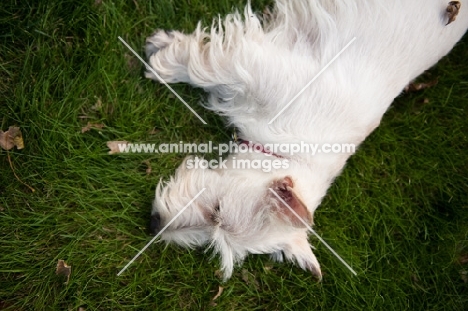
[0,126,24,150]
[212,286,224,301]
[14,136,24,149]
[0,133,14,150]
[106,141,129,154]
[404,79,438,93]
[56,259,71,284]
[81,122,105,133]
[446,1,461,26]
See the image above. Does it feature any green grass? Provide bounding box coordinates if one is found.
[1,0,467,310]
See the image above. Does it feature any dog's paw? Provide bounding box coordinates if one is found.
[145,30,180,59]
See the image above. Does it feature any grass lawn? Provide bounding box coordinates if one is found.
[1,0,467,310]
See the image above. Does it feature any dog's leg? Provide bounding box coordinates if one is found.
[146,6,263,100]
[145,25,252,99]
[145,29,192,84]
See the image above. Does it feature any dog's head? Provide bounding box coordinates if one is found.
[151,156,323,280]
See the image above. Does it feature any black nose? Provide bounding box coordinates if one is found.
[149,212,161,235]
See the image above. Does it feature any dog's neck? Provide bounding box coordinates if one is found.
[235,136,352,186]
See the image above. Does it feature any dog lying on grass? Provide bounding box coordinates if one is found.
[145,0,467,280]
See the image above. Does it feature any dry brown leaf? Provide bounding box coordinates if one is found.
[106,141,129,154]
[0,126,24,150]
[0,132,14,150]
[404,78,438,93]
[56,259,71,284]
[81,122,105,133]
[212,286,224,301]
[446,1,461,26]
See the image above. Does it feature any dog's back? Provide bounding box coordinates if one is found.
[244,0,468,145]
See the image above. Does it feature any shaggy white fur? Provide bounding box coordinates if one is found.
[146,0,468,280]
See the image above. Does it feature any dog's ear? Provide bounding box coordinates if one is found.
[282,231,322,280]
[272,176,312,226]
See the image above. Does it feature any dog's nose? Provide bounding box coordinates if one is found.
[149,212,161,235]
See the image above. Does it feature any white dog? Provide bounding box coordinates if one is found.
[145,0,467,280]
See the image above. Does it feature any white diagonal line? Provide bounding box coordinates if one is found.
[268,188,357,276]
[268,37,356,124]
[117,188,206,276]
[118,36,207,125]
